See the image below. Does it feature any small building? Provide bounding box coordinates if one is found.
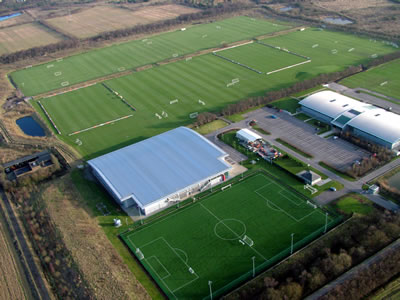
[368,184,380,195]
[297,170,322,186]
[88,127,232,216]
[236,128,262,144]
[3,151,53,180]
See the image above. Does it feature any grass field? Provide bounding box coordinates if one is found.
[0,22,63,55]
[39,84,133,135]
[46,5,198,39]
[12,16,290,96]
[32,26,398,158]
[332,193,373,215]
[340,58,400,99]
[121,172,338,299]
[214,42,307,73]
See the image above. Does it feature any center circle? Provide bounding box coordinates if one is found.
[214,219,246,241]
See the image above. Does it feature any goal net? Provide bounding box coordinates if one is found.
[304,184,317,195]
[306,200,318,209]
[221,184,231,191]
[136,248,144,260]
[242,235,254,247]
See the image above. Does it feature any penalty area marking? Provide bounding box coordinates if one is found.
[55,71,62,76]
[266,60,311,75]
[61,81,69,87]
[68,115,132,136]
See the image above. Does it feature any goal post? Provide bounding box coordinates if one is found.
[242,235,254,247]
[304,184,317,195]
[306,200,318,209]
[221,184,231,191]
[136,248,144,260]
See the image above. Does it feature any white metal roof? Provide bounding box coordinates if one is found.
[301,91,400,145]
[346,108,400,144]
[88,127,231,208]
[299,90,363,119]
[236,128,262,142]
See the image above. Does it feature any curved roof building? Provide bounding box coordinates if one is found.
[88,127,232,215]
[299,91,400,149]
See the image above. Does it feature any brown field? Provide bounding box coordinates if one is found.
[0,22,63,55]
[40,176,149,300]
[46,4,199,38]
[0,13,33,29]
[0,217,28,300]
[311,0,392,12]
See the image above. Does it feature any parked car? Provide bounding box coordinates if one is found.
[329,187,337,192]
[270,115,277,119]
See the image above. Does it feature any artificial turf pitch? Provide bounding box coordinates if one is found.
[121,172,338,299]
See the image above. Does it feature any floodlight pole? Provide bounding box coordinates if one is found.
[324,212,329,233]
[208,281,213,300]
[252,256,256,277]
[290,233,295,255]
[138,207,143,225]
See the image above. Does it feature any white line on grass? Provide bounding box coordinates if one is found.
[255,190,317,223]
[145,256,171,279]
[266,60,311,75]
[199,202,268,261]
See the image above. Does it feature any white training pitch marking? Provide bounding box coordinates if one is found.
[214,218,247,241]
[199,202,268,261]
[54,71,62,76]
[255,188,316,223]
[145,256,171,279]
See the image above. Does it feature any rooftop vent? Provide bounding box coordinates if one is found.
[375,114,381,117]
[329,99,336,103]
[343,104,349,107]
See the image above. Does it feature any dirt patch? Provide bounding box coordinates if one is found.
[0,218,28,300]
[0,22,63,55]
[46,4,199,39]
[41,176,149,300]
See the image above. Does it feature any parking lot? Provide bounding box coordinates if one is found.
[250,107,370,171]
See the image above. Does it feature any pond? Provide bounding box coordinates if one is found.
[0,12,22,22]
[16,116,46,137]
[388,172,400,190]
[324,17,353,25]
[280,6,293,12]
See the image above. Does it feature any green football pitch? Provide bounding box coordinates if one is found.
[340,58,400,99]
[32,26,398,159]
[121,172,340,299]
[11,16,290,96]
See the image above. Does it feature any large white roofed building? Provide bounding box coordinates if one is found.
[88,127,232,215]
[299,91,400,149]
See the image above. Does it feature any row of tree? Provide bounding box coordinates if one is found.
[227,209,400,300]
[0,3,250,64]
[220,65,361,117]
[377,179,400,204]
[340,131,395,178]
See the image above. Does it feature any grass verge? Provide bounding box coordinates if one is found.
[318,161,356,182]
[330,193,374,215]
[193,119,228,135]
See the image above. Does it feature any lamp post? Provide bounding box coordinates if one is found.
[290,233,295,255]
[208,281,213,300]
[252,256,256,277]
[324,212,329,233]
